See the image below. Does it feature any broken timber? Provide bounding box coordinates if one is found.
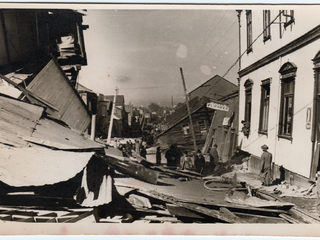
[152,165,202,179]
[99,151,159,185]
[137,189,241,223]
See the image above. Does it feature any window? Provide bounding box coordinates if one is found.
[278,62,297,140]
[244,79,253,124]
[263,10,271,42]
[259,79,271,134]
[283,10,294,28]
[182,123,190,135]
[243,79,253,137]
[246,10,253,53]
[198,120,207,136]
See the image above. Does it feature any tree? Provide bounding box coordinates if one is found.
[148,102,162,113]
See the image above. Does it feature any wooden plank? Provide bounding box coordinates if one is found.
[219,207,240,222]
[236,212,289,224]
[202,111,216,154]
[279,213,303,224]
[288,207,320,224]
[0,95,43,147]
[141,215,181,223]
[0,73,58,111]
[166,204,205,219]
[101,151,159,185]
[26,59,91,132]
[0,95,44,123]
[153,165,202,179]
[225,190,294,210]
[29,117,104,150]
[138,189,241,223]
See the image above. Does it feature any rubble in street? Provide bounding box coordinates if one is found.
[1,8,320,228]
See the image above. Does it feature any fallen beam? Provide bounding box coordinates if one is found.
[152,165,202,179]
[166,204,205,219]
[138,189,241,223]
[100,151,159,185]
[279,213,303,224]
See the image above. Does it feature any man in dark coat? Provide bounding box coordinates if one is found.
[165,145,177,167]
[260,144,273,186]
[156,146,162,165]
[140,146,147,159]
[194,150,205,173]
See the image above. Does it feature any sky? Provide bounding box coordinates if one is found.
[78,8,239,107]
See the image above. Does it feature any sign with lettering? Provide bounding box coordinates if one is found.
[206,101,229,112]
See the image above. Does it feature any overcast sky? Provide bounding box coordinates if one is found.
[78,8,239,107]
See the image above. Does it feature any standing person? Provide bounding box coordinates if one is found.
[180,151,188,170]
[260,144,273,186]
[194,150,205,173]
[135,139,140,153]
[126,141,132,157]
[165,145,177,167]
[140,146,147,159]
[156,146,162,165]
[209,144,219,173]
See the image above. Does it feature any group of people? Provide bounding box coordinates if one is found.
[119,138,274,186]
[162,143,221,174]
[118,139,148,159]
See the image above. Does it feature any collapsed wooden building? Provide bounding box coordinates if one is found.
[157,75,239,161]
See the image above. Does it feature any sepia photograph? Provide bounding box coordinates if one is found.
[0,2,319,236]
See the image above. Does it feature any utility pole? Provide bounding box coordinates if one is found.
[107,87,119,144]
[180,68,197,152]
[171,96,174,109]
[236,10,242,73]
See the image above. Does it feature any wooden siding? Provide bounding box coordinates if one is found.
[26,59,91,132]
[158,106,215,150]
[158,95,239,161]
[0,95,44,147]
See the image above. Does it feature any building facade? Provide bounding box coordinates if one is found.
[238,7,320,186]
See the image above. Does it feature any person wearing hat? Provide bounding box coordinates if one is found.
[260,144,273,186]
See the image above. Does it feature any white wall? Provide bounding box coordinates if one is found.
[240,7,320,70]
[238,8,320,178]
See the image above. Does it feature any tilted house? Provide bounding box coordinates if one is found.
[237,7,320,187]
[158,75,238,161]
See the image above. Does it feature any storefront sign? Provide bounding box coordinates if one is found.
[206,101,229,112]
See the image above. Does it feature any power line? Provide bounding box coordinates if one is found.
[242,100,313,149]
[222,10,284,78]
[185,10,229,73]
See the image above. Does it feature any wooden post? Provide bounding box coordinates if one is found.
[180,68,197,152]
[90,114,96,141]
[202,111,216,154]
[107,87,118,144]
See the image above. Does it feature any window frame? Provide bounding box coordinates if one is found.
[244,79,253,125]
[246,10,253,54]
[181,123,190,135]
[278,62,297,140]
[258,78,271,135]
[263,10,271,42]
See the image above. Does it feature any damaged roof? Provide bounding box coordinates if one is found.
[189,75,238,100]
